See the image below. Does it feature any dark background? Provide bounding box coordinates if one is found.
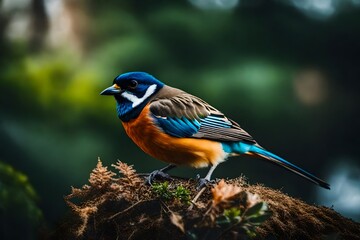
[0,0,359,238]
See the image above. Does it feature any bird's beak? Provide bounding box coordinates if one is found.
[100,84,122,95]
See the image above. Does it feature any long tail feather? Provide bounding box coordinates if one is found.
[247,144,330,189]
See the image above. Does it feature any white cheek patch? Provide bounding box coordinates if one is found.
[121,84,157,108]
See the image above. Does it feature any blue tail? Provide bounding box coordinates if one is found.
[223,142,330,189]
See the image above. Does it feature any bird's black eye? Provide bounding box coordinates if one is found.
[129,80,138,89]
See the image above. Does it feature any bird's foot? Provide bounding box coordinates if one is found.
[146,170,172,185]
[196,174,215,190]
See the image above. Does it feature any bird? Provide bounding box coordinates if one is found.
[101,71,330,190]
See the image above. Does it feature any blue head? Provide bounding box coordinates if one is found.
[101,72,165,122]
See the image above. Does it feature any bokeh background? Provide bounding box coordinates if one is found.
[1,0,360,238]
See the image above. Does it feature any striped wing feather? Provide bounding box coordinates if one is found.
[149,86,256,143]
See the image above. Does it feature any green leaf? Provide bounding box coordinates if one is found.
[247,213,272,225]
[224,207,241,218]
[186,231,198,240]
[245,202,268,217]
[216,215,231,226]
[241,224,257,237]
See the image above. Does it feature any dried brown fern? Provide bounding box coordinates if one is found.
[89,158,116,188]
[64,158,120,236]
[64,158,153,236]
[112,160,142,185]
[111,160,144,201]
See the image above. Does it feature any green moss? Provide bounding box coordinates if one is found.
[151,181,173,201]
[151,182,191,205]
[174,185,191,204]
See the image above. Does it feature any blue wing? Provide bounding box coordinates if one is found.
[149,91,255,143]
[153,116,201,138]
[153,114,232,138]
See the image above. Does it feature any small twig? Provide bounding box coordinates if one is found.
[159,198,172,214]
[203,202,213,217]
[193,187,206,203]
[188,187,206,210]
[127,229,137,240]
[188,200,201,211]
[108,200,148,220]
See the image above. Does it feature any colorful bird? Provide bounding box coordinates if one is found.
[101,72,330,189]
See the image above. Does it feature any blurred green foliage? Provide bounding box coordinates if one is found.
[1,53,111,121]
[0,161,42,239]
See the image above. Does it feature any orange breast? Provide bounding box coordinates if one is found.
[122,105,227,168]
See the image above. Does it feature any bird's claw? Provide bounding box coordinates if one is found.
[146,170,172,185]
[196,174,215,190]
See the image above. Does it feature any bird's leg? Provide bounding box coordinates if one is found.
[146,164,176,185]
[196,163,218,190]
